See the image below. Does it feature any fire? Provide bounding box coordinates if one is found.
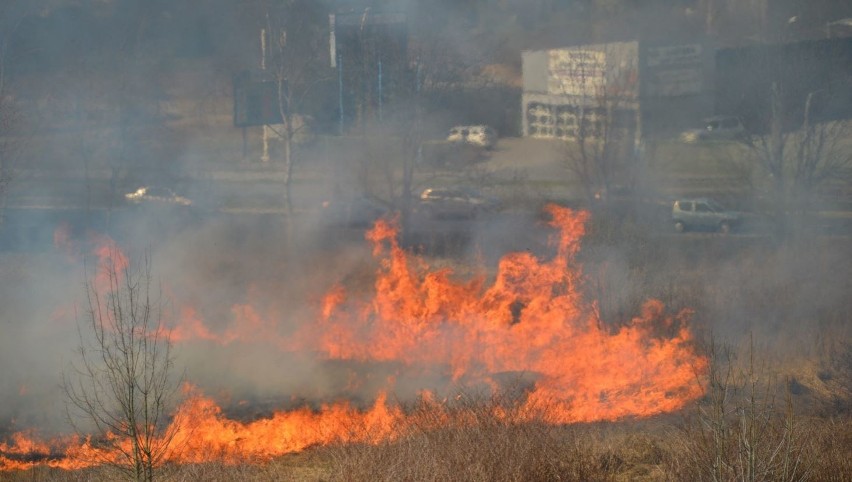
[165,387,402,464]
[303,204,705,422]
[0,432,98,471]
[2,204,707,471]
[51,225,128,294]
[1,388,403,470]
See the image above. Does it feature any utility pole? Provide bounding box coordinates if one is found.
[260,27,270,162]
[802,89,825,133]
[338,52,344,135]
[378,58,383,122]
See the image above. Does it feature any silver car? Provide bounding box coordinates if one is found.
[672,198,741,233]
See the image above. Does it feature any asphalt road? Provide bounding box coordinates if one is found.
[3,137,850,253]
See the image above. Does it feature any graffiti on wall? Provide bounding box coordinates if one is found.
[547,49,607,97]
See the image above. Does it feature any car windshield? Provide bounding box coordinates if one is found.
[147,187,170,197]
[706,200,725,211]
[459,188,482,198]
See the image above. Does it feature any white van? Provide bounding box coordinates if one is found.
[447,125,497,149]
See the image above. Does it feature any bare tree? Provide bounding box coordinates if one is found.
[743,84,852,235]
[0,1,30,229]
[0,71,17,227]
[64,251,181,481]
[371,3,503,228]
[559,43,639,204]
[713,36,852,235]
[245,0,330,216]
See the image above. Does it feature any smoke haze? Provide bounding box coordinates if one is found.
[0,0,850,442]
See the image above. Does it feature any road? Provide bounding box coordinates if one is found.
[2,137,850,252]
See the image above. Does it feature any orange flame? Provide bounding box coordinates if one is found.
[2,387,403,470]
[302,204,705,422]
[88,233,128,294]
[51,225,129,295]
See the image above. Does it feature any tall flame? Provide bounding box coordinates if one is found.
[302,204,705,422]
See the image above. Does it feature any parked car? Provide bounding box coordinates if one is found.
[320,195,389,228]
[672,198,741,233]
[447,125,497,149]
[680,116,745,143]
[418,187,500,219]
[124,186,192,207]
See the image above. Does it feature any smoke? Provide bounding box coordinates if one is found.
[0,211,376,435]
[1,1,850,447]
[0,252,89,433]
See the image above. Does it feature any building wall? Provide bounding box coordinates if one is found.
[521,42,640,140]
[521,50,548,94]
[522,40,715,140]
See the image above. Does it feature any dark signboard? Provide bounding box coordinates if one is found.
[331,7,408,127]
[715,37,852,134]
[233,70,283,127]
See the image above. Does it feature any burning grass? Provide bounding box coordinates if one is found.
[3,390,850,481]
[302,205,706,422]
[2,203,851,480]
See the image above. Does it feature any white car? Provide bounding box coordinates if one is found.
[447,125,497,149]
[418,186,500,219]
[680,116,745,143]
[320,195,389,228]
[125,186,192,207]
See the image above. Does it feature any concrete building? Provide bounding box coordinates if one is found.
[521,39,715,141]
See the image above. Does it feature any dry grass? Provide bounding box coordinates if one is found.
[320,389,619,482]
[662,414,852,482]
[2,340,850,482]
[661,336,842,482]
[4,419,849,482]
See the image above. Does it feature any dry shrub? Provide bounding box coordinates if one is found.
[662,336,852,482]
[322,387,616,482]
[0,465,123,482]
[806,417,852,481]
[154,457,329,482]
[665,413,852,482]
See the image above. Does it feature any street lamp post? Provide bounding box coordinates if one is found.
[803,88,827,132]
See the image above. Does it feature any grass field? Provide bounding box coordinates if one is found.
[2,128,851,480]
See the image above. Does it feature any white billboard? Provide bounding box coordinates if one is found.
[547,49,606,96]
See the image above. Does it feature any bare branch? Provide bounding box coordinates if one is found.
[63,250,181,480]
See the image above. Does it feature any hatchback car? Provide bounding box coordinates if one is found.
[125,186,192,207]
[672,198,741,233]
[418,187,500,219]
